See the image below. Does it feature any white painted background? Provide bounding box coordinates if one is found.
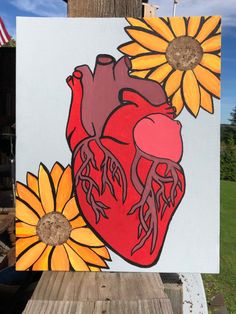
[16,18,220,272]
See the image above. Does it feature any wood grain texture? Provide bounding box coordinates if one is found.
[164,283,183,314]
[67,0,142,17]
[143,4,158,17]
[23,272,174,313]
[31,272,166,301]
[24,299,173,314]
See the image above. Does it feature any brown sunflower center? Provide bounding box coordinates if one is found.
[166,36,203,71]
[36,212,72,246]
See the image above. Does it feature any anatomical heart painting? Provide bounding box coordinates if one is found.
[16,17,221,272]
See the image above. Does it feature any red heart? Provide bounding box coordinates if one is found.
[66,55,185,267]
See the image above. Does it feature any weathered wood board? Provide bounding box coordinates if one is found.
[23,272,174,314]
[24,299,173,314]
[67,0,142,17]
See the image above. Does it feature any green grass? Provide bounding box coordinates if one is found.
[203,180,236,313]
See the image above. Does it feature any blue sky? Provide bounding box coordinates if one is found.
[0,0,235,123]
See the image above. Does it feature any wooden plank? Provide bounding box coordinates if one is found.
[142,3,159,17]
[25,273,174,313]
[31,272,166,301]
[0,207,15,214]
[24,272,173,314]
[24,299,173,314]
[164,283,183,314]
[67,0,142,17]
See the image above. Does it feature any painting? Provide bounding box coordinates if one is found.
[16,17,221,272]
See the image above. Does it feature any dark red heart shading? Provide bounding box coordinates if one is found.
[66,55,185,267]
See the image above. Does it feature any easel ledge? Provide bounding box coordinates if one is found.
[23,272,177,313]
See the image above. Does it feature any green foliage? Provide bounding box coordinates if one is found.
[221,125,236,144]
[203,181,236,313]
[229,105,236,125]
[221,123,236,182]
[221,134,236,181]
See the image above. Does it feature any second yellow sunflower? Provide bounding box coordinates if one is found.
[118,16,221,117]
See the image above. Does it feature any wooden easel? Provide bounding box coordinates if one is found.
[23,1,182,313]
[142,3,159,17]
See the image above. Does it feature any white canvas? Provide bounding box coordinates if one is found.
[16,17,220,272]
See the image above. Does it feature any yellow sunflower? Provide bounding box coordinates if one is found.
[15,162,111,271]
[118,16,221,117]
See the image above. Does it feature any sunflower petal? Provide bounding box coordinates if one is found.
[38,164,55,213]
[92,247,111,260]
[196,16,221,43]
[16,236,39,257]
[126,28,168,52]
[89,266,100,272]
[131,54,167,70]
[64,243,90,271]
[144,18,174,41]
[32,245,53,271]
[200,53,221,74]
[67,239,107,268]
[27,173,39,196]
[16,222,37,237]
[62,197,79,221]
[183,70,200,117]
[165,70,183,96]
[169,17,186,37]
[16,198,39,226]
[172,88,184,116]
[131,70,150,78]
[70,216,86,229]
[16,182,45,217]
[187,16,202,37]
[56,166,72,213]
[201,34,221,53]
[70,227,104,247]
[118,42,150,57]
[216,26,221,34]
[16,242,46,271]
[200,86,214,113]
[51,162,64,192]
[127,18,152,31]
[51,245,69,271]
[148,63,173,83]
[194,65,220,98]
